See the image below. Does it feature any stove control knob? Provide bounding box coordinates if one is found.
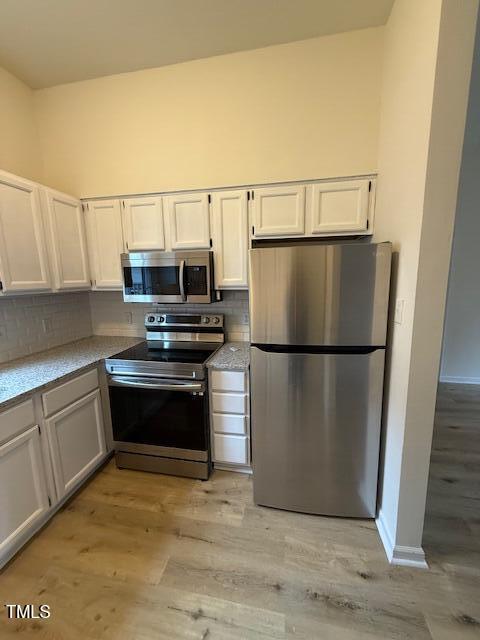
[147,315,155,323]
[213,316,220,324]
[157,316,165,323]
[202,317,210,324]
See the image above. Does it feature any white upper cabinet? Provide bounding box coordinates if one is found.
[308,179,371,234]
[0,171,51,292]
[122,196,165,251]
[165,193,211,249]
[43,189,90,290]
[211,190,248,289]
[85,199,124,289]
[252,185,306,237]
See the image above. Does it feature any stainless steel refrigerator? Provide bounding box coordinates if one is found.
[249,242,392,518]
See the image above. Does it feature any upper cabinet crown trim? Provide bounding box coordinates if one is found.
[79,174,377,203]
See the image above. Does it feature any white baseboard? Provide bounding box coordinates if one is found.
[376,509,428,569]
[213,462,252,474]
[390,545,428,568]
[376,509,395,561]
[439,375,480,385]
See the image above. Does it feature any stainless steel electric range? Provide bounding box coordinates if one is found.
[105,313,224,479]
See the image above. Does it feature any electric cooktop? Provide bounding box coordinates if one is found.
[111,342,218,365]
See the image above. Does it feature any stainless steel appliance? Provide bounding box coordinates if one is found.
[122,250,214,303]
[105,313,224,479]
[249,242,392,517]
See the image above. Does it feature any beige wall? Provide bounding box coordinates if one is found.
[0,67,42,181]
[34,28,384,198]
[374,0,478,562]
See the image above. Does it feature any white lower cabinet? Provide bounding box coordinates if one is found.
[45,389,106,499]
[212,392,247,414]
[0,367,110,568]
[213,433,249,465]
[212,413,247,435]
[209,368,251,471]
[0,425,50,561]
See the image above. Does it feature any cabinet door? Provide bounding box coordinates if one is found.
[45,389,106,499]
[85,199,124,289]
[309,180,370,234]
[211,190,248,288]
[122,196,165,251]
[0,426,50,558]
[0,172,51,292]
[165,193,210,249]
[44,189,90,289]
[252,185,305,237]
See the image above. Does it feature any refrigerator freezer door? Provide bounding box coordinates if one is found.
[249,242,391,347]
[250,346,385,517]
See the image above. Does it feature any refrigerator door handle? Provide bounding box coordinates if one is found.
[251,344,385,355]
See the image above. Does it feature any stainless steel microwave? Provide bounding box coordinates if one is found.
[121,250,214,304]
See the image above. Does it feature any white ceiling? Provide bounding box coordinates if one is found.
[0,0,394,89]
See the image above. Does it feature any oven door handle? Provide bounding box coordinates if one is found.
[109,376,205,393]
[179,259,187,302]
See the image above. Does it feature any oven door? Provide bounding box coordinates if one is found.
[122,251,213,303]
[108,376,209,462]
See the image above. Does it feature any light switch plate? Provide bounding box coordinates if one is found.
[394,299,405,325]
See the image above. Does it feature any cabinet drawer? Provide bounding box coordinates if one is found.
[214,434,248,465]
[211,392,246,415]
[212,413,247,435]
[42,368,99,418]
[211,370,246,392]
[0,399,36,444]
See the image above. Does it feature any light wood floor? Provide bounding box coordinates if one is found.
[423,383,480,572]
[1,384,479,639]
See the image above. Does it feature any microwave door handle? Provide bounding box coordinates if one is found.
[179,259,187,301]
[109,377,204,392]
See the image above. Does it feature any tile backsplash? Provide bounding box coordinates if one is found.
[0,292,92,364]
[89,290,250,341]
[0,289,249,364]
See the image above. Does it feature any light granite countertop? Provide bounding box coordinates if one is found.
[207,342,250,371]
[0,335,143,411]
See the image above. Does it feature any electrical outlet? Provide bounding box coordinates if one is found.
[394,299,405,325]
[124,311,133,325]
[42,317,53,333]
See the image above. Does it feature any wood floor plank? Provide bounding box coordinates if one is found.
[160,542,433,640]
[1,381,479,638]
